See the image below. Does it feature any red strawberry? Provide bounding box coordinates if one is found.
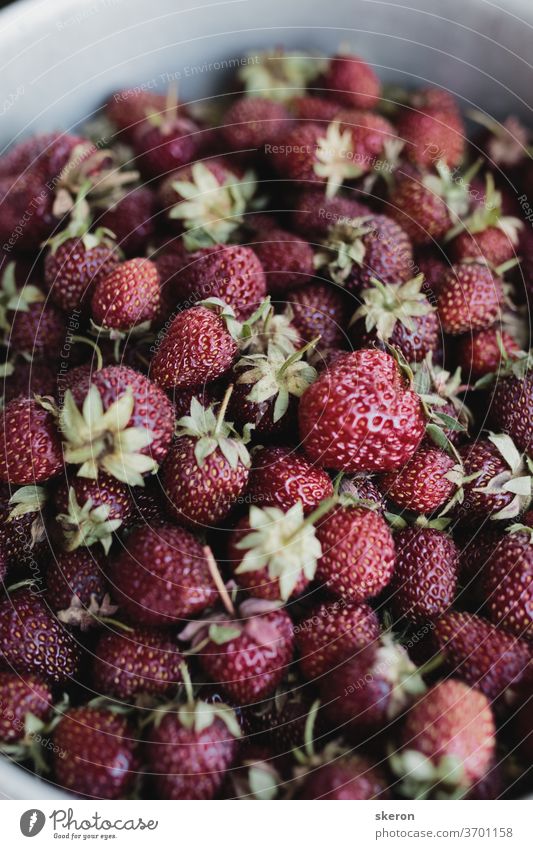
[0,132,69,178]
[489,356,533,454]
[133,110,202,179]
[182,599,294,706]
[285,281,350,350]
[455,327,520,380]
[2,359,57,404]
[91,258,161,331]
[0,170,57,249]
[44,233,119,312]
[109,523,217,624]
[397,105,465,169]
[52,707,138,799]
[320,54,380,110]
[60,364,175,485]
[437,262,503,335]
[379,446,456,513]
[0,397,63,485]
[290,96,343,122]
[54,473,134,553]
[145,697,240,799]
[432,610,531,700]
[46,548,113,629]
[390,164,470,245]
[0,671,52,743]
[98,186,156,256]
[91,627,184,700]
[268,122,326,185]
[290,190,371,239]
[416,250,448,296]
[297,755,389,800]
[315,503,395,602]
[337,472,386,509]
[391,679,495,798]
[299,349,426,472]
[106,88,168,138]
[481,525,533,640]
[161,391,251,527]
[295,599,380,680]
[389,527,458,623]
[0,588,81,684]
[246,445,333,515]
[8,299,66,362]
[221,96,291,152]
[252,228,314,294]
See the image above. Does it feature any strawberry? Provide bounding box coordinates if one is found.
[181,599,294,706]
[54,473,134,553]
[171,382,221,420]
[91,257,162,331]
[98,186,156,256]
[296,755,389,800]
[350,274,439,362]
[389,526,458,623]
[133,108,203,178]
[0,132,70,178]
[489,354,533,454]
[160,391,252,527]
[285,281,350,350]
[455,327,520,380]
[0,397,63,485]
[390,163,471,245]
[295,599,380,680]
[237,48,323,101]
[390,680,495,798]
[337,472,386,509]
[2,359,57,404]
[106,88,168,138]
[44,231,119,312]
[0,483,48,569]
[410,356,471,445]
[396,105,465,169]
[290,96,343,122]
[432,610,531,700]
[246,445,333,515]
[109,523,217,624]
[221,96,291,152]
[379,446,456,513]
[437,261,503,335]
[0,170,58,250]
[315,503,395,602]
[0,265,66,362]
[299,348,426,472]
[91,626,184,700]
[290,190,371,239]
[320,53,380,110]
[0,671,52,743]
[481,525,533,640]
[46,548,113,629]
[252,228,314,294]
[0,588,81,684]
[60,364,175,486]
[416,250,448,296]
[320,634,426,735]
[52,707,138,799]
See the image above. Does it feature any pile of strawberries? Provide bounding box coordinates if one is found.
[0,47,532,800]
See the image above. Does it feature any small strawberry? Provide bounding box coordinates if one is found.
[2,359,57,404]
[481,524,533,640]
[296,754,389,800]
[46,548,114,629]
[379,446,456,513]
[132,103,203,179]
[91,257,162,331]
[0,171,58,250]
[290,190,371,239]
[109,523,217,624]
[98,186,156,256]
[320,53,381,110]
[489,352,533,454]
[396,104,465,169]
[290,96,343,122]
[432,610,531,700]
[54,473,134,553]
[389,526,458,623]
[0,588,81,684]
[455,327,520,381]
[52,707,138,799]
[92,627,184,700]
[161,390,252,528]
[221,96,291,152]
[299,348,426,472]
[315,502,395,602]
[106,88,168,138]
[437,261,503,335]
[295,599,380,681]
[337,472,386,509]
[285,281,350,350]
[0,264,66,362]
[0,671,52,743]
[253,228,314,294]
[390,679,495,798]
[0,397,63,485]
[246,445,334,515]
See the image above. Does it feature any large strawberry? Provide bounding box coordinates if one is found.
[455,327,520,381]
[132,106,202,179]
[320,53,380,110]
[299,348,426,472]
[245,445,333,515]
[91,257,162,331]
[437,261,504,335]
[53,473,134,553]
[379,446,456,514]
[481,525,533,640]
[98,186,156,256]
[0,397,63,485]
[396,103,465,169]
[253,228,314,294]
[390,163,471,245]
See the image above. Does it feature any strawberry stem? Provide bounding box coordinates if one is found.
[277,337,320,378]
[203,545,235,616]
[284,496,337,543]
[215,384,234,434]
[69,335,103,372]
[179,661,195,706]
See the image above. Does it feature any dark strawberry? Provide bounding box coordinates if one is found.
[2,359,57,404]
[98,186,156,256]
[297,755,389,800]
[390,164,471,245]
[0,588,81,684]
[0,397,63,485]
[0,671,52,742]
[0,482,48,568]
[109,523,216,624]
[290,189,371,239]
[8,299,66,362]
[133,110,202,179]
[0,132,68,178]
[391,679,495,798]
[337,473,386,509]
[246,445,333,515]
[54,473,134,553]
[396,105,465,169]
[290,96,343,122]
[455,327,520,381]
[437,261,503,335]
[0,170,57,250]
[379,446,456,513]
[106,88,168,138]
[416,250,448,296]
[299,348,426,472]
[91,627,184,700]
[253,228,314,294]
[320,53,381,110]
[295,599,380,680]
[91,257,161,331]
[481,525,533,640]
[52,707,138,799]
[221,96,291,152]
[489,355,533,454]
[285,281,350,350]
[389,527,458,623]
[44,232,119,313]
[46,548,113,629]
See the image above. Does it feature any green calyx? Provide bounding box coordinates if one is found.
[7,485,47,547]
[53,143,139,218]
[169,162,259,249]
[56,592,119,631]
[59,385,158,487]
[0,262,44,332]
[0,693,69,775]
[314,218,373,285]
[390,748,468,800]
[235,340,318,423]
[350,274,434,340]
[56,486,122,554]
[238,49,325,102]
[472,432,533,520]
[200,295,272,346]
[241,305,300,356]
[314,121,365,198]
[175,389,253,470]
[422,159,481,221]
[45,186,117,254]
[445,172,522,244]
[177,699,242,739]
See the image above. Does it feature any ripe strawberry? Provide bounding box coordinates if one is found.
[320,53,380,110]
[54,473,134,553]
[60,364,175,485]
[0,397,63,485]
[390,164,471,245]
[98,186,156,256]
[320,634,425,735]
[432,611,531,700]
[0,588,81,684]
[285,281,350,350]
[181,599,294,706]
[437,262,503,335]
[389,527,458,623]
[92,626,184,700]
[489,355,533,454]
[44,232,119,312]
[161,392,251,527]
[91,257,161,331]
[455,327,520,381]
[337,472,386,509]
[396,105,465,169]
[268,121,326,185]
[145,698,240,799]
[46,548,113,629]
[246,445,333,515]
[391,680,495,798]
[0,671,52,742]
[297,755,389,800]
[221,96,291,151]
[379,446,456,513]
[2,359,57,404]
[295,599,380,680]
[52,707,138,799]
[481,525,533,640]
[290,96,343,122]
[350,274,439,362]
[0,132,69,178]
[416,250,448,296]
[133,109,202,179]
[299,348,426,472]
[0,265,66,361]
[0,170,57,250]
[106,88,168,138]
[290,189,371,239]
[315,503,395,602]
[252,228,314,294]
[109,523,217,624]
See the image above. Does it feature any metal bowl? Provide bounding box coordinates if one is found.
[0,0,532,799]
